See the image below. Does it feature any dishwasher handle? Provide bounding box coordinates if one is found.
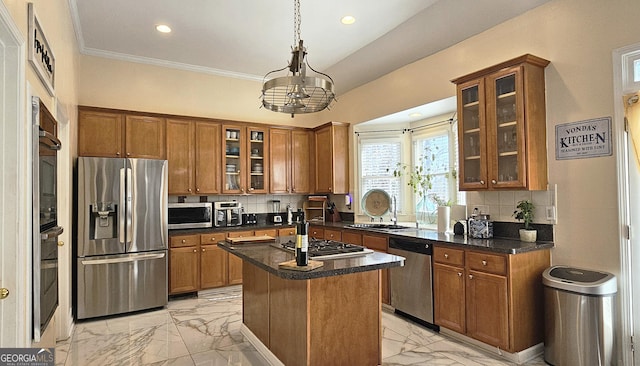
[389,237,433,255]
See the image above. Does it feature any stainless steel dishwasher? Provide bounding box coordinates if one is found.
[388,237,438,330]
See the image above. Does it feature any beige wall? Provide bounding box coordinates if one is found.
[78,0,635,275]
[329,0,639,276]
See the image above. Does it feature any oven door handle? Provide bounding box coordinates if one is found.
[40,226,64,240]
[38,128,61,150]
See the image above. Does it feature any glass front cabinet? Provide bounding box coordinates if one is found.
[453,54,550,191]
[222,125,268,194]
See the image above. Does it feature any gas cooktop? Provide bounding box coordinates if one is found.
[275,239,373,260]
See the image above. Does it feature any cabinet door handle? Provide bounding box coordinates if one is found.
[202,248,205,252]
[479,180,485,185]
[211,238,216,241]
[457,272,462,277]
[468,274,474,279]
[444,253,449,259]
[491,179,497,184]
[126,152,131,157]
[328,187,332,192]
[116,152,121,156]
[188,188,192,193]
[181,239,186,243]
[196,188,200,192]
[482,260,487,266]
[193,249,197,253]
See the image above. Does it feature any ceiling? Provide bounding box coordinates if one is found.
[69,0,550,121]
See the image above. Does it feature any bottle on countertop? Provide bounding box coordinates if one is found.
[296,222,309,266]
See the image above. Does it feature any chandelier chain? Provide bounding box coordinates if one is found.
[293,0,301,46]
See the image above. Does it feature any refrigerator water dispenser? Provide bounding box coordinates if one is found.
[90,203,117,240]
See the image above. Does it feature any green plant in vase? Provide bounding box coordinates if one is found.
[388,147,436,224]
[513,200,537,242]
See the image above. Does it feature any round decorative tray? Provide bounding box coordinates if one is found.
[361,189,391,219]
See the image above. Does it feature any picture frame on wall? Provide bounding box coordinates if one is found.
[28,3,55,96]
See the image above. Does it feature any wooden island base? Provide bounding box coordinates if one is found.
[242,261,382,366]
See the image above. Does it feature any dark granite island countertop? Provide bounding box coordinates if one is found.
[217,235,404,280]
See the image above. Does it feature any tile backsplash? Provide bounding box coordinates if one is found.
[465,184,557,224]
[169,194,308,214]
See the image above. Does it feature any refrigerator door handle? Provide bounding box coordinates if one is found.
[81,252,166,265]
[126,167,133,245]
[119,167,126,244]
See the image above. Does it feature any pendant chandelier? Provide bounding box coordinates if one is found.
[261,0,336,117]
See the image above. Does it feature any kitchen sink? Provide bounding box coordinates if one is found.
[347,223,411,230]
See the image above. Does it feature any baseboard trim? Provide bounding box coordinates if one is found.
[240,324,284,366]
[439,327,543,364]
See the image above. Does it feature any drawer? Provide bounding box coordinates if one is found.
[227,230,255,238]
[363,234,388,252]
[309,227,324,239]
[433,246,464,266]
[254,229,277,237]
[278,227,296,236]
[324,229,342,241]
[342,231,362,245]
[200,232,226,245]
[170,234,199,248]
[466,251,507,275]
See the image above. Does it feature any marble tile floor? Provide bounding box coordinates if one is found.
[56,286,548,366]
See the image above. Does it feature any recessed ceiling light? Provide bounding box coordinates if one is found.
[156,24,172,33]
[341,15,356,25]
[409,112,423,118]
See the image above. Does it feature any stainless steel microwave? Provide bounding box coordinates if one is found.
[168,202,213,229]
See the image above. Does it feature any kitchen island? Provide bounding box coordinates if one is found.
[218,236,404,366]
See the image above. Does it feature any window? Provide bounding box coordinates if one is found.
[357,119,461,224]
[412,127,458,223]
[359,137,403,211]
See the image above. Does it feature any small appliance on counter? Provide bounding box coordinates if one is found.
[168,202,213,229]
[214,201,243,227]
[242,213,258,225]
[468,213,493,239]
[268,212,285,224]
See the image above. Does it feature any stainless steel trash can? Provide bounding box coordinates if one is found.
[542,265,617,366]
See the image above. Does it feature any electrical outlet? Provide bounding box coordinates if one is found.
[546,206,556,223]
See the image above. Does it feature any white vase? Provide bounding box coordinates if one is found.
[519,229,537,242]
[437,206,451,233]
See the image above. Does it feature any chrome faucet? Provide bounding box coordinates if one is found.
[391,195,398,225]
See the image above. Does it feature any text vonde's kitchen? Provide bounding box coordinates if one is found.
[555,117,612,160]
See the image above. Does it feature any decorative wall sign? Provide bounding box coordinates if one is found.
[28,3,55,96]
[555,117,612,160]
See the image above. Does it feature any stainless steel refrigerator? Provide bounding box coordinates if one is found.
[76,157,168,319]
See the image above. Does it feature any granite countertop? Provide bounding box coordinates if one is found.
[170,220,553,255]
[316,221,554,255]
[218,236,405,280]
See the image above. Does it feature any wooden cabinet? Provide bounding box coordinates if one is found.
[433,245,550,352]
[269,128,312,194]
[200,233,227,289]
[309,226,324,239]
[452,54,549,190]
[166,119,221,195]
[342,231,362,245]
[223,125,268,194]
[254,228,278,237]
[226,230,255,284]
[78,107,166,159]
[313,122,349,194]
[278,227,296,237]
[362,234,390,304]
[324,229,341,241]
[169,235,200,294]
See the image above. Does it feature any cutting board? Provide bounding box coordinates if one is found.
[278,259,324,271]
[226,235,275,244]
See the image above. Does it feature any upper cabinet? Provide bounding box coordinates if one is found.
[78,107,166,159]
[269,128,312,194]
[222,125,269,194]
[313,122,349,194]
[452,54,550,191]
[166,119,221,195]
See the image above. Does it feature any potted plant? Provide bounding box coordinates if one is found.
[513,200,536,242]
[388,148,435,224]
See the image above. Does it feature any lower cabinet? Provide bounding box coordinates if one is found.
[362,234,390,305]
[170,231,252,295]
[433,245,549,353]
